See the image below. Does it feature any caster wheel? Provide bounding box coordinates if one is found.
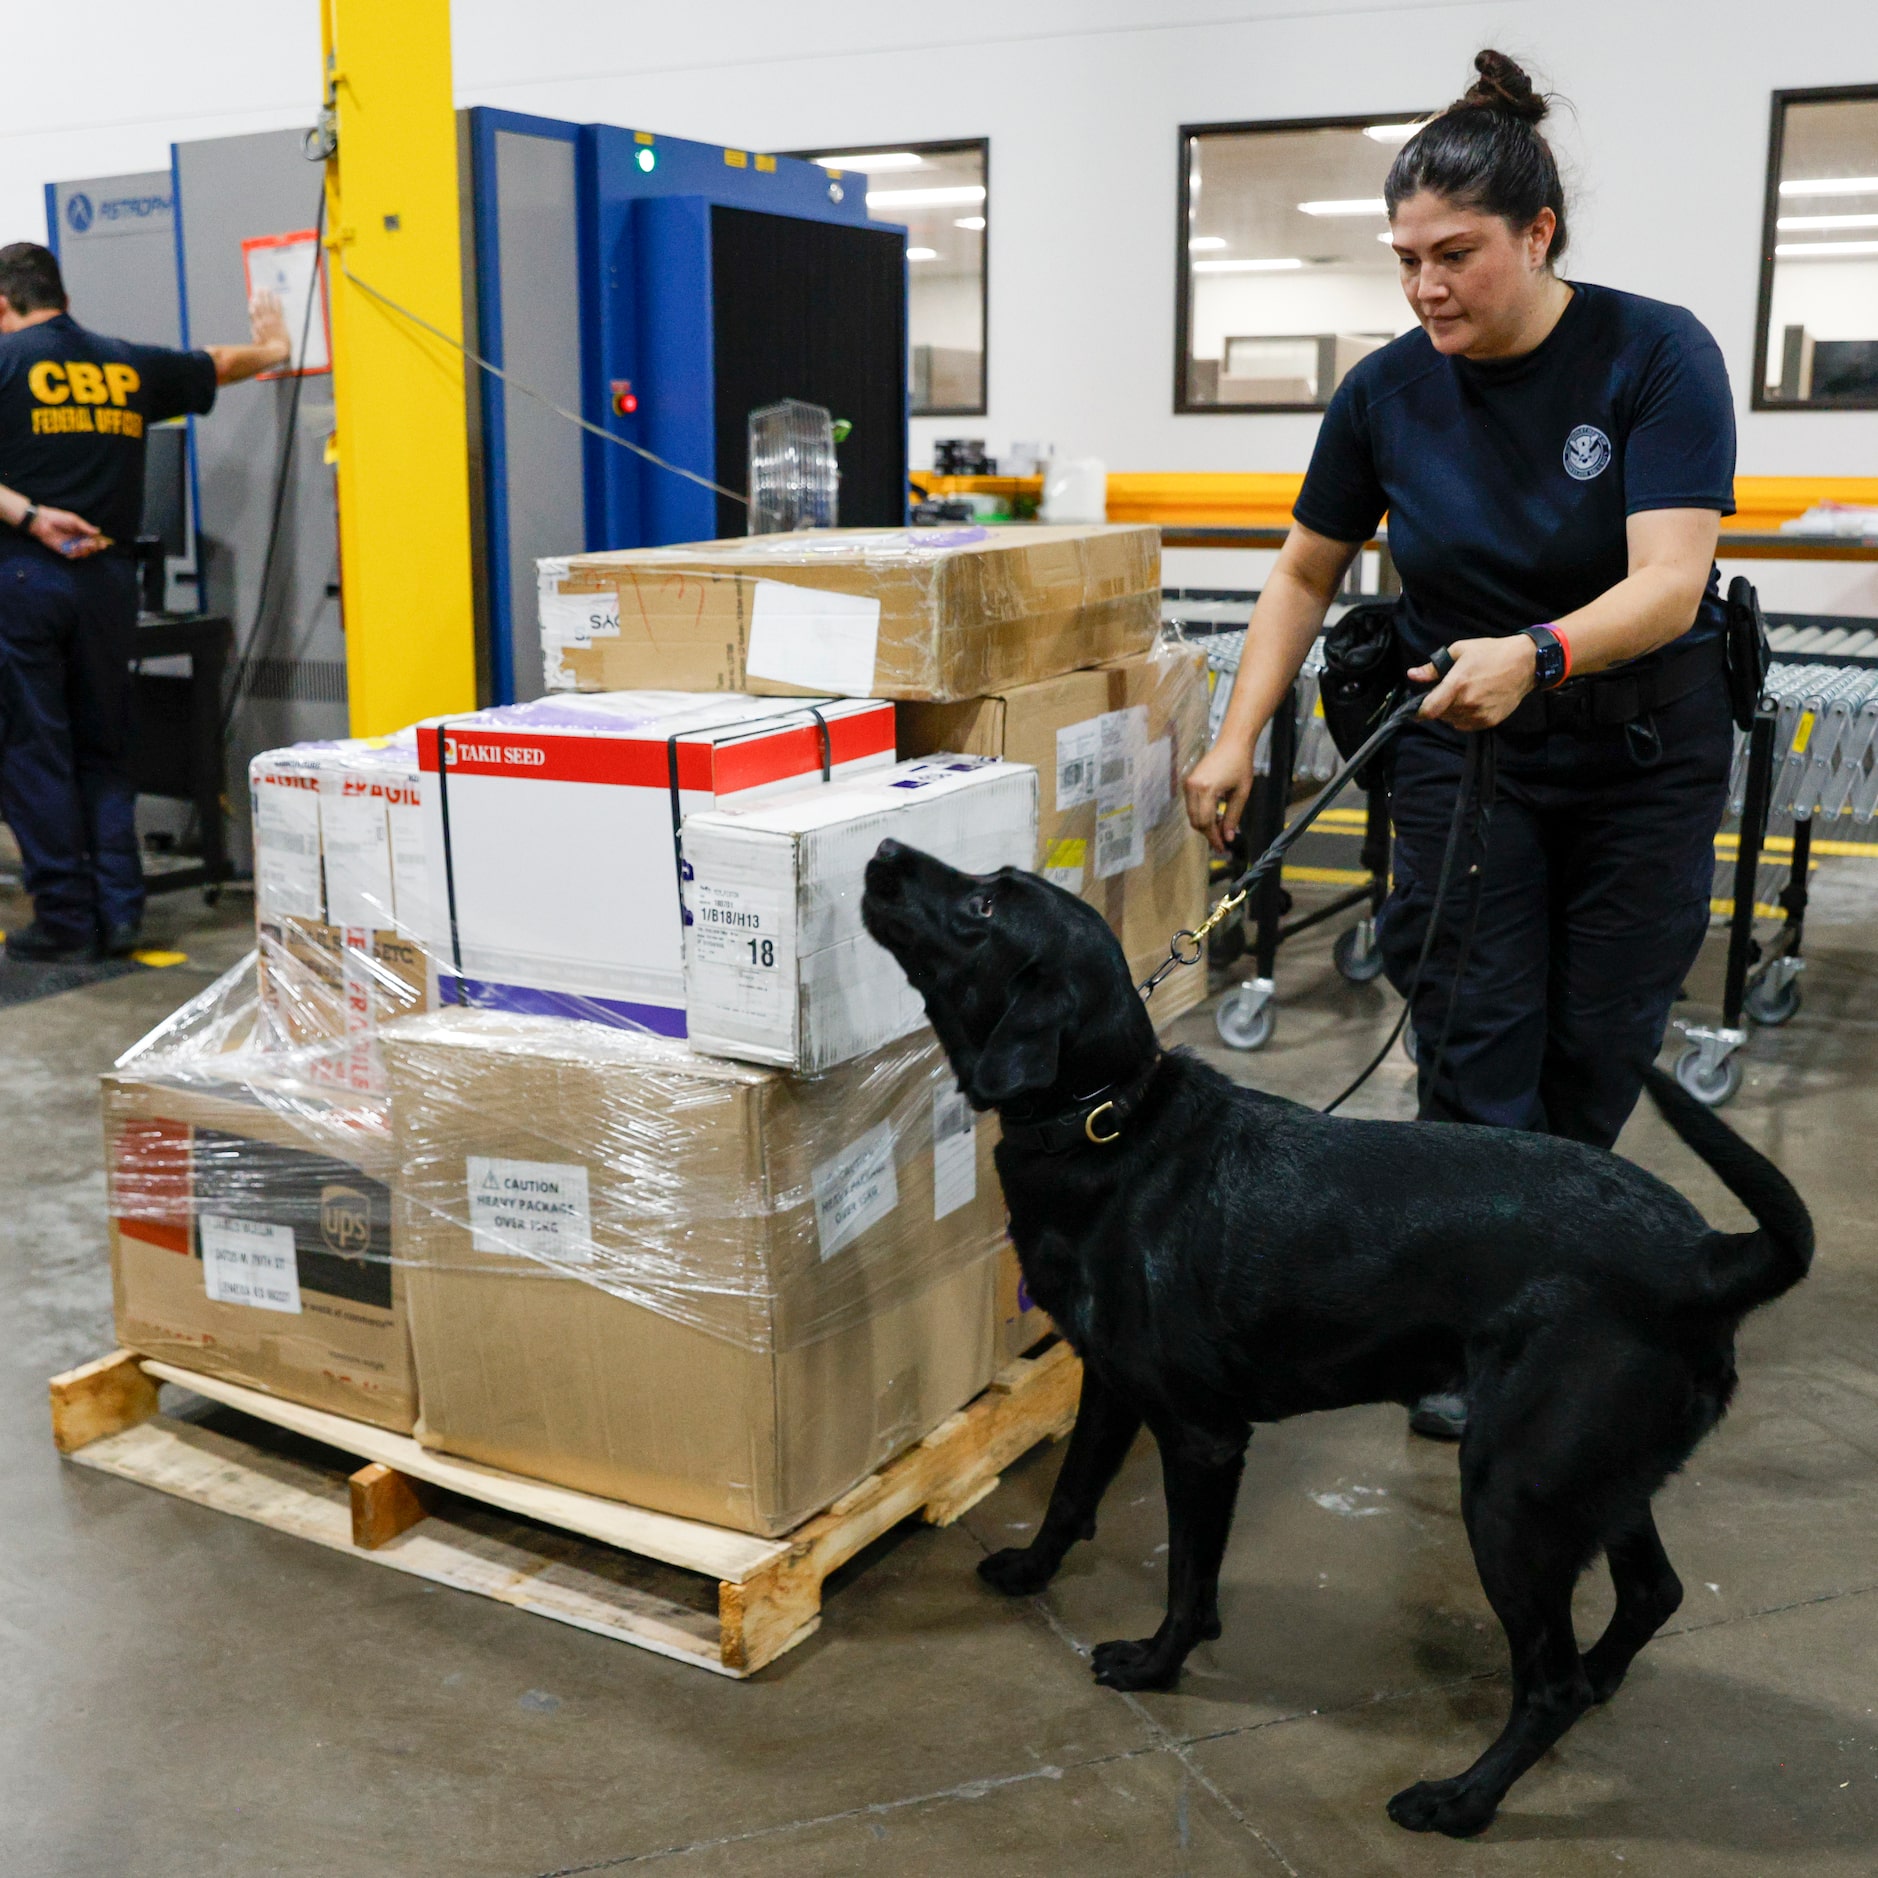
[203,887,222,909]
[1333,922,1386,984]
[1743,973,1801,1027]
[1216,985,1275,1052]
[1674,1042,1743,1107]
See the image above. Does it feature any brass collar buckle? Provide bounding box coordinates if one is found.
[1084,1100,1121,1145]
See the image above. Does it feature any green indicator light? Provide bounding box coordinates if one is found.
[636,146,657,173]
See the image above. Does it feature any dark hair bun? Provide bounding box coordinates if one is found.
[1460,49,1548,125]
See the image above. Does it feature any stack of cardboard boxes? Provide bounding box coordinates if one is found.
[106,523,1207,1538]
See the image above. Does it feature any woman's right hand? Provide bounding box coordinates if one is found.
[1184,738,1258,855]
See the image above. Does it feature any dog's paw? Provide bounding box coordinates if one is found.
[1090,1636,1181,1691]
[1386,1776,1499,1839]
[977,1546,1059,1597]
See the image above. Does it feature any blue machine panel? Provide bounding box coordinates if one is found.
[464,111,906,701]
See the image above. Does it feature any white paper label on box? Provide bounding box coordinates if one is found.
[1142,736,1173,828]
[746,580,881,696]
[813,1121,899,1260]
[540,586,621,648]
[200,1215,303,1314]
[322,790,393,929]
[1094,706,1148,879]
[253,779,323,922]
[932,1082,978,1222]
[1055,718,1100,810]
[467,1156,594,1267]
[687,881,790,1023]
[1041,835,1087,896]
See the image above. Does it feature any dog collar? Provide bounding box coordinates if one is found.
[998,1053,1164,1156]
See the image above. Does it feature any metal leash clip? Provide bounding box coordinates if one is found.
[1139,646,1455,1002]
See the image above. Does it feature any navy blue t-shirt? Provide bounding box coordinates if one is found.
[0,313,217,547]
[1293,282,1736,662]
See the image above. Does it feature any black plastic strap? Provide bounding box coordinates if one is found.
[433,723,464,979]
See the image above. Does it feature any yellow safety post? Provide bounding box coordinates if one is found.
[320,0,478,735]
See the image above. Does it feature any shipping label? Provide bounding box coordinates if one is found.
[746,579,882,696]
[1055,718,1100,810]
[686,881,791,1025]
[1094,706,1148,879]
[467,1156,594,1267]
[932,1080,978,1221]
[1041,835,1088,896]
[813,1121,899,1260]
[252,776,323,922]
[200,1214,303,1314]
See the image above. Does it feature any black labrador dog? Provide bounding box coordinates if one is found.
[861,840,1813,1839]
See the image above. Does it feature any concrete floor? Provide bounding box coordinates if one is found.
[5,868,1878,1876]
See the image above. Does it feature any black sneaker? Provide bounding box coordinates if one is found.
[1409,1390,1468,1441]
[101,923,144,959]
[5,921,101,964]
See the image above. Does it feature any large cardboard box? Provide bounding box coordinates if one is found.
[251,736,433,1088]
[104,1058,415,1432]
[538,524,1161,704]
[387,1012,1001,1536]
[681,755,1039,1072]
[898,641,1211,1025]
[412,691,895,1035]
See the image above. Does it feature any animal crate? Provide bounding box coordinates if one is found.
[49,1342,1081,1678]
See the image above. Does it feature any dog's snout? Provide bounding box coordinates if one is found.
[874,839,906,865]
[864,840,906,904]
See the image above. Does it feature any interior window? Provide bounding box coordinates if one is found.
[1757,87,1878,409]
[804,139,988,417]
[1177,114,1431,412]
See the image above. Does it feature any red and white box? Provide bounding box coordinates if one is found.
[414,692,895,1034]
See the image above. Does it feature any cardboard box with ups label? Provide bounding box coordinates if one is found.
[681,755,1039,1072]
[898,642,1211,1025]
[387,1012,1000,1537]
[104,1064,415,1432]
[539,523,1161,704]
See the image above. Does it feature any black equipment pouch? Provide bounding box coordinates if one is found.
[1723,575,1771,733]
[1320,601,1404,770]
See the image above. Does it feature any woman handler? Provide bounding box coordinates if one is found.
[1184,52,1738,1425]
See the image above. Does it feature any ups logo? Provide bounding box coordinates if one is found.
[320,1183,373,1258]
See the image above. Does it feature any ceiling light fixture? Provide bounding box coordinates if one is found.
[1774,238,1878,257]
[1363,122,1425,143]
[1298,198,1388,216]
[1776,212,1878,231]
[813,151,925,173]
[866,184,986,209]
[906,247,939,261]
[954,216,986,230]
[1191,257,1305,273]
[1779,176,1878,197]
[1189,236,1228,251]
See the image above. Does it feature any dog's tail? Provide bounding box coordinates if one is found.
[1641,1065,1814,1315]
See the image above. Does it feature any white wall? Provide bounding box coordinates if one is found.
[1190,269,1416,360]
[9,0,1877,493]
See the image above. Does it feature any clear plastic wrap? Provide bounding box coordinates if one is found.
[383,1005,1001,1532]
[537,522,1161,703]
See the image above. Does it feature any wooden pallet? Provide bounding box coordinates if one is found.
[49,1342,1081,1678]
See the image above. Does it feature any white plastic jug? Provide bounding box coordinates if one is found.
[1040,457,1108,525]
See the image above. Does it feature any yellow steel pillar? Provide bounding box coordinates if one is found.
[321,0,478,736]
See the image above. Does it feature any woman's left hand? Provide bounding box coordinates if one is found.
[1409,635,1539,730]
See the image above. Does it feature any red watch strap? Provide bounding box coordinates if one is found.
[1550,624,1573,683]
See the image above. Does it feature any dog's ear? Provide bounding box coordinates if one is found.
[973,963,1076,1105]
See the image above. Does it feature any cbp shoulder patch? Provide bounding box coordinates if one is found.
[1563,424,1613,481]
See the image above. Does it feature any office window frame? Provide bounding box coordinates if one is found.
[1175,111,1426,416]
[793,136,990,418]
[1753,83,1878,413]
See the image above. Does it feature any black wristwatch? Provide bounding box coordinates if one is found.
[18,501,38,534]
[1524,624,1568,690]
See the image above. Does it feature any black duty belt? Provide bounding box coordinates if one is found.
[1504,636,1724,736]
